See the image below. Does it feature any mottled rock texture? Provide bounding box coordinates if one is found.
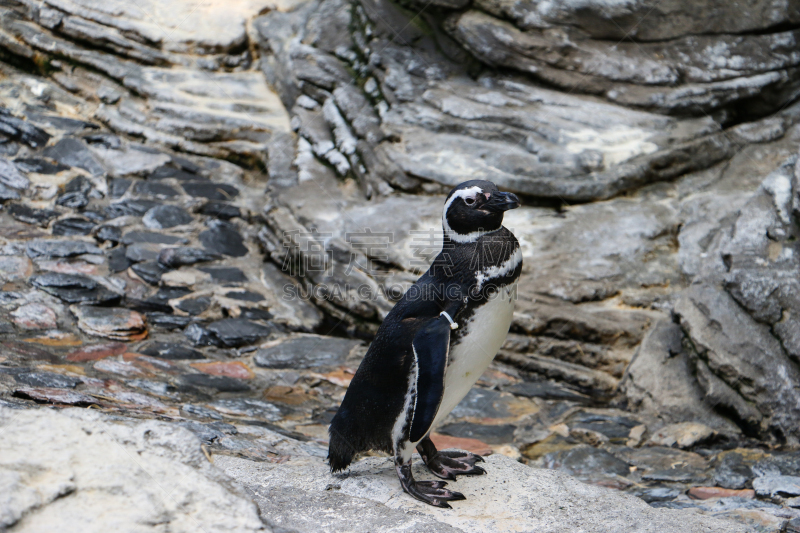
[1,0,800,529]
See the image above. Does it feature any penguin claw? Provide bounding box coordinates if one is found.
[396,461,467,508]
[420,449,487,480]
[405,482,466,508]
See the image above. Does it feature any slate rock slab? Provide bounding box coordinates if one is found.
[254,334,363,369]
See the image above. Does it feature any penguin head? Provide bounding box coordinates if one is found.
[442,180,520,243]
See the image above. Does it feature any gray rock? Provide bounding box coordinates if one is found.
[447,10,800,115]
[254,334,363,369]
[42,138,105,176]
[0,407,265,532]
[142,205,193,229]
[217,453,745,532]
[26,239,102,259]
[157,247,220,268]
[622,320,740,433]
[8,204,60,226]
[0,107,50,147]
[199,220,248,257]
[186,319,273,348]
[753,475,800,498]
[0,157,29,190]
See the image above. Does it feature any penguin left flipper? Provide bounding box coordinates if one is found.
[408,314,452,444]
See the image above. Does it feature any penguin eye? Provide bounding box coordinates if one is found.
[464,197,476,206]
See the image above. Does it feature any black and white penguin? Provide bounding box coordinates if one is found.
[328,180,522,507]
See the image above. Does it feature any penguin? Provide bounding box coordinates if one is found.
[328,180,522,507]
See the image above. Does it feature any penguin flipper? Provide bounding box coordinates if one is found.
[409,315,451,443]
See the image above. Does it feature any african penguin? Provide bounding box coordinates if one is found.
[328,180,522,508]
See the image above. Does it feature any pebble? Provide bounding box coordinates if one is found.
[254,335,361,369]
[8,204,60,226]
[56,176,92,208]
[11,303,58,330]
[14,158,69,174]
[138,342,204,360]
[71,305,147,341]
[131,261,167,285]
[42,138,105,176]
[95,225,123,243]
[157,247,220,268]
[438,422,517,445]
[0,183,21,202]
[108,247,133,272]
[121,231,184,246]
[14,371,81,389]
[105,199,161,218]
[175,296,211,315]
[133,181,179,198]
[197,266,247,282]
[753,475,800,498]
[149,165,203,181]
[224,290,264,302]
[198,201,241,220]
[688,487,756,500]
[181,181,239,200]
[564,411,642,442]
[31,272,120,304]
[27,239,102,259]
[178,373,251,392]
[209,398,282,420]
[13,387,95,406]
[199,220,248,257]
[142,205,193,229]
[191,361,254,380]
[109,178,132,198]
[0,256,33,281]
[543,445,632,478]
[146,313,193,329]
[52,217,96,236]
[0,158,30,190]
[632,487,681,503]
[0,108,50,147]
[186,319,273,347]
[125,243,162,262]
[714,450,765,489]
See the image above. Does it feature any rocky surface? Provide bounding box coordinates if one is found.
[1,0,800,530]
[0,406,747,533]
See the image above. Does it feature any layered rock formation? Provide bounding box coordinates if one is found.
[1,0,800,529]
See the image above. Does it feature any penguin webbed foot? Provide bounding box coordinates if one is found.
[417,438,487,480]
[396,461,465,508]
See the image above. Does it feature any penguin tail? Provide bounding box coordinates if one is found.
[328,410,358,473]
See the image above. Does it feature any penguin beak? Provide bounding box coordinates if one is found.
[484,191,520,212]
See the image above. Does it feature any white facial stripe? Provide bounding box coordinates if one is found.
[475,247,522,290]
[442,186,494,243]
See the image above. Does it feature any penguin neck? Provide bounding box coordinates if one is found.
[442,218,501,244]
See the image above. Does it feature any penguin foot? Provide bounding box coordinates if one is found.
[396,461,466,508]
[417,437,486,480]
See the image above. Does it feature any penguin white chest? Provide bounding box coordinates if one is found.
[429,282,517,431]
